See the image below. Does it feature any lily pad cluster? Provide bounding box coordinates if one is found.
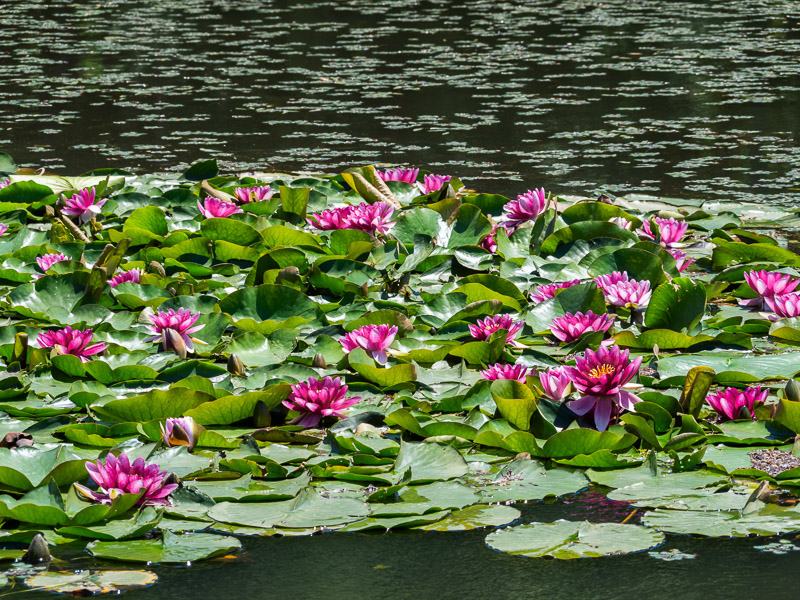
[0,157,799,590]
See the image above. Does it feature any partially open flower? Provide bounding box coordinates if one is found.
[36,252,69,275]
[345,201,395,235]
[0,179,9,189]
[417,174,451,195]
[636,217,688,248]
[62,188,106,224]
[539,366,572,401]
[0,223,8,237]
[376,167,419,184]
[109,268,143,288]
[609,216,632,230]
[564,345,642,431]
[480,224,510,253]
[706,386,767,421]
[503,188,547,226]
[603,279,652,309]
[144,308,205,355]
[766,293,800,320]
[481,363,529,382]
[283,376,362,428]
[160,417,200,450]
[233,186,273,203]
[550,311,614,343]
[75,453,178,506]
[530,280,581,304]
[668,248,694,273]
[468,314,524,344]
[37,327,107,362]
[340,324,398,365]
[742,270,800,308]
[197,196,243,218]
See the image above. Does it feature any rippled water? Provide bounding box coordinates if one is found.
[3,0,800,200]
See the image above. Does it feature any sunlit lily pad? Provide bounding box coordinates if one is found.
[88,531,241,563]
[24,570,158,594]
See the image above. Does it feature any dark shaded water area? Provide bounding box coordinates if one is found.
[3,0,800,201]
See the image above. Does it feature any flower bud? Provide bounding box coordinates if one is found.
[23,534,50,565]
[787,379,800,403]
[227,353,246,376]
[312,353,327,369]
[160,417,199,451]
[253,400,271,428]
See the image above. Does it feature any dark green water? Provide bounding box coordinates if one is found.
[3,0,800,201]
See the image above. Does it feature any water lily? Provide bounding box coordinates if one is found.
[160,416,200,450]
[480,224,510,253]
[706,386,767,421]
[550,311,614,343]
[376,167,419,184]
[0,223,7,237]
[765,293,800,320]
[308,206,353,230]
[530,280,581,303]
[233,185,273,203]
[109,268,143,288]
[594,271,629,292]
[609,216,632,230]
[340,324,398,365]
[75,453,178,506]
[283,376,362,428]
[417,174,451,195]
[539,366,572,401]
[145,308,205,355]
[742,270,800,308]
[345,201,395,235]
[481,363,529,382]
[564,345,642,431]
[468,314,524,344]
[503,188,547,226]
[0,179,9,189]
[61,188,106,224]
[668,248,694,273]
[37,326,107,362]
[603,279,651,309]
[36,252,69,274]
[197,196,243,218]
[637,217,688,248]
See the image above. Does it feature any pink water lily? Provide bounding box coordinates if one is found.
[539,366,572,401]
[145,308,205,354]
[765,293,800,320]
[75,453,178,506]
[340,324,398,365]
[609,216,632,230]
[603,279,652,309]
[742,270,800,308]
[504,188,547,226]
[308,202,395,235]
[109,268,143,288]
[480,224,510,253]
[481,363,529,382]
[283,376,362,428]
[0,224,7,237]
[61,188,107,224]
[36,252,69,274]
[706,386,767,421]
[0,179,9,189]
[530,280,581,304]
[417,174,451,195]
[376,167,419,184]
[233,186,273,203]
[637,217,688,248]
[160,416,200,451]
[668,248,694,273]
[564,345,642,431]
[468,314,524,344]
[594,271,629,292]
[197,196,243,218]
[550,311,614,343]
[37,327,107,362]
[308,206,353,230]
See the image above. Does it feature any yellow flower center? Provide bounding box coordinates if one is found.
[588,364,615,378]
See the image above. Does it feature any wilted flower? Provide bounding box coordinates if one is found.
[36,252,69,274]
[145,308,205,354]
[481,363,529,382]
[340,324,398,365]
[603,279,652,309]
[668,248,694,273]
[75,453,178,506]
[109,268,143,288]
[233,186,273,203]
[61,188,107,224]
[468,314,524,344]
[417,174,451,195]
[564,345,642,431]
[742,270,800,308]
[594,271,629,292]
[376,167,419,184]
[609,216,632,230]
[550,311,614,343]
[160,416,200,450]
[530,280,581,304]
[346,201,395,235]
[504,188,547,226]
[197,196,243,218]
[539,366,572,401]
[480,224,510,253]
[308,206,353,230]
[765,293,800,320]
[706,386,767,421]
[283,376,362,428]
[637,217,688,248]
[37,327,107,362]
[0,223,7,237]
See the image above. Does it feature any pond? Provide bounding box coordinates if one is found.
[3,0,800,201]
